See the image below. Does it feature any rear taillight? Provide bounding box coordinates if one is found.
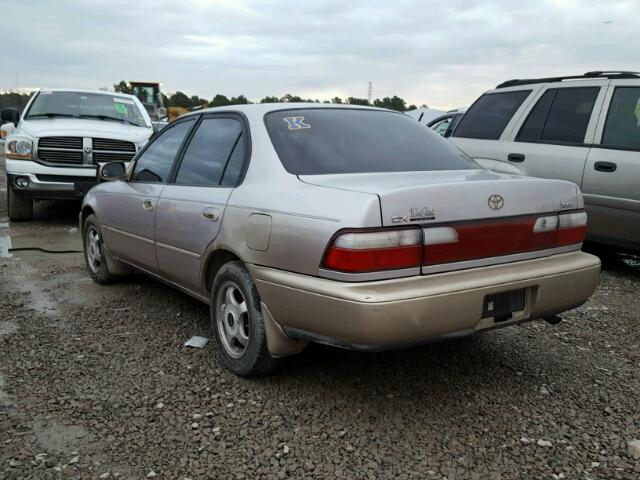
[322,229,422,273]
[322,212,587,273]
[422,211,587,266]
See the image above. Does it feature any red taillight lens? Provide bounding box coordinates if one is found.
[323,212,587,273]
[323,229,422,273]
[423,211,587,266]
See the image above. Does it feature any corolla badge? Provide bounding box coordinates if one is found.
[409,207,436,222]
[392,207,436,223]
[488,194,504,210]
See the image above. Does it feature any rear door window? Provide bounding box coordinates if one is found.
[174,117,244,186]
[601,87,640,150]
[525,87,598,144]
[452,90,531,140]
[264,109,478,175]
[516,90,555,142]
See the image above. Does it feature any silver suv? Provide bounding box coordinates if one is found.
[450,71,640,251]
[81,104,600,376]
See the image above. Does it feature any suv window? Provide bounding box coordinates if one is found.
[265,109,478,175]
[601,87,640,150]
[175,117,244,186]
[452,90,531,140]
[517,87,599,144]
[132,119,195,183]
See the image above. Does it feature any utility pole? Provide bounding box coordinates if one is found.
[367,81,373,104]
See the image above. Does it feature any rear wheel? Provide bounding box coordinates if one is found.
[7,185,33,221]
[83,214,117,284]
[210,261,279,376]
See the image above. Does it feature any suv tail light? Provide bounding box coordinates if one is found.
[322,211,587,274]
[322,228,422,273]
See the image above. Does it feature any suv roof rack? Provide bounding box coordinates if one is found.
[496,71,640,89]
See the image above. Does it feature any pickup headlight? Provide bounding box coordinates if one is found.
[6,137,33,160]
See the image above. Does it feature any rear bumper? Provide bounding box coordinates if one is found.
[249,251,601,350]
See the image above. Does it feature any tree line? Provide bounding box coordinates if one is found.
[0,92,33,111]
[0,84,420,113]
[114,81,418,112]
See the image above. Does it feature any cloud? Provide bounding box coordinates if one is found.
[3,0,639,108]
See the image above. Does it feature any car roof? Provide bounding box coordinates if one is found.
[495,71,640,89]
[178,102,397,119]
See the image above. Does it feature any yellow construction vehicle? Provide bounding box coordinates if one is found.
[129,81,166,121]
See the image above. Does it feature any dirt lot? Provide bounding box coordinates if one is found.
[1,158,639,480]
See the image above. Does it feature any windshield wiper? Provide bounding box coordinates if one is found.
[27,113,79,119]
[78,114,140,126]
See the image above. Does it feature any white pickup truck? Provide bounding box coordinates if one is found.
[2,88,153,220]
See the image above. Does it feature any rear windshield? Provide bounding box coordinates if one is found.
[264,109,478,175]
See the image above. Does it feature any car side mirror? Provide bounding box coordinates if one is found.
[98,161,127,182]
[1,108,20,126]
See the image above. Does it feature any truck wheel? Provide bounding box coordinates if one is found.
[7,186,33,221]
[211,261,280,377]
[83,214,117,284]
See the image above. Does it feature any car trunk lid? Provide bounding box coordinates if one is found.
[301,170,585,275]
[299,170,581,226]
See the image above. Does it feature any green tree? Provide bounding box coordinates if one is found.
[190,95,208,107]
[260,96,280,103]
[0,92,32,111]
[113,81,132,94]
[281,93,304,103]
[167,91,192,108]
[209,94,230,107]
[347,97,370,106]
[229,95,250,105]
[373,95,407,112]
[331,97,343,104]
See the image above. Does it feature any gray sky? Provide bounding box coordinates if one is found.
[4,0,639,109]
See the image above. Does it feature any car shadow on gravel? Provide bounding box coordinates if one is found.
[583,242,640,277]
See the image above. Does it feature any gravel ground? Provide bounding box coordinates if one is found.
[0,158,639,480]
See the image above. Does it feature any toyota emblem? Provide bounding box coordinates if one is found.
[488,194,504,210]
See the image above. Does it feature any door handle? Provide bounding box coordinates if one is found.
[594,161,617,173]
[142,199,154,211]
[508,153,525,163]
[202,207,220,222]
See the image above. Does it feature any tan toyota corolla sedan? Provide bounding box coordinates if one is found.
[80,104,601,376]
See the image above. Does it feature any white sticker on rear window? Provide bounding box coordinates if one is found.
[283,116,311,130]
[113,97,134,105]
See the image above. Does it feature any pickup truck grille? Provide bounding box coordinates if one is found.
[37,136,136,165]
[38,137,84,164]
[38,137,83,149]
[92,138,136,163]
[92,138,136,152]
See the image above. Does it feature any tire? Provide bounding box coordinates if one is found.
[210,261,280,377]
[7,186,33,221]
[83,214,117,284]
